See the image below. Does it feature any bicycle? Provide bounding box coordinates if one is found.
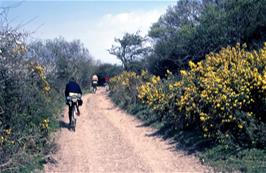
[66,92,82,131]
[92,81,97,94]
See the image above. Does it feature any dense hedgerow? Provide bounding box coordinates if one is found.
[110,43,266,149]
[0,30,96,171]
[109,71,142,107]
[0,23,98,172]
[0,29,62,172]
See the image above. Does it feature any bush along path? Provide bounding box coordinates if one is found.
[108,43,266,173]
[44,88,209,172]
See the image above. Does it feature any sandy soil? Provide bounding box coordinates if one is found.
[44,88,210,173]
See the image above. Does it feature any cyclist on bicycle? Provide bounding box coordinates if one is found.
[65,77,82,125]
[91,74,98,92]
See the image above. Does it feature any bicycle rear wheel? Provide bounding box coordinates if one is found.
[71,106,77,131]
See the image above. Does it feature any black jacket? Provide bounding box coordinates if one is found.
[65,81,82,97]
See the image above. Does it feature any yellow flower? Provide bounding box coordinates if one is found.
[200,116,206,122]
[247,112,253,117]
[4,128,11,135]
[43,85,50,92]
[169,84,173,90]
[166,69,172,75]
[180,70,187,76]
[238,124,243,129]
[201,90,208,98]
[0,136,4,142]
[188,61,197,69]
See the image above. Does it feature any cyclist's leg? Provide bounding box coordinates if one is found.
[91,82,94,91]
[76,104,80,115]
[95,82,98,90]
[68,105,72,125]
[92,83,96,92]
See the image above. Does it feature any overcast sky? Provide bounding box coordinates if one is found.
[1,0,176,64]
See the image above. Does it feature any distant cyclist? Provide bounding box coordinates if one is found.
[91,74,98,93]
[65,77,82,125]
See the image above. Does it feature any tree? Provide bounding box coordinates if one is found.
[108,32,150,71]
[29,38,95,90]
[147,0,202,76]
[146,0,266,77]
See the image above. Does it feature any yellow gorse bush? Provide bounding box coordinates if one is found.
[173,43,266,143]
[138,75,167,112]
[40,118,49,129]
[109,71,142,106]
[32,63,51,93]
[110,71,139,88]
[110,43,266,146]
[0,128,14,146]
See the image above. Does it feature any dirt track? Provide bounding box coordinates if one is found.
[44,88,209,173]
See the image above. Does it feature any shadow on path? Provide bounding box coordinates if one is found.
[139,121,212,155]
[59,120,70,130]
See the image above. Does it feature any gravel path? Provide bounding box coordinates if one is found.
[44,88,209,173]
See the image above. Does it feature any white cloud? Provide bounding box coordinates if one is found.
[83,9,165,64]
